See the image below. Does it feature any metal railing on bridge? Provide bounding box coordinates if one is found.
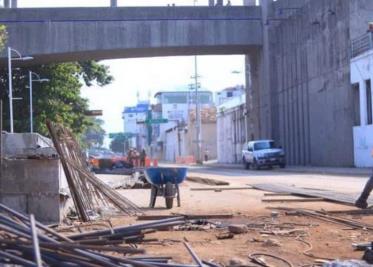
[351,32,373,58]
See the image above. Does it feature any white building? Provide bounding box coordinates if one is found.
[154,90,214,161]
[121,101,149,150]
[215,85,245,106]
[350,32,373,167]
[217,94,247,164]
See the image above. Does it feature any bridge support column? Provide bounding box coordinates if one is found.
[11,0,17,8]
[4,0,10,8]
[209,0,215,6]
[110,0,117,7]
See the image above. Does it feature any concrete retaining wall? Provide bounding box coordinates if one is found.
[0,133,69,223]
[245,0,367,167]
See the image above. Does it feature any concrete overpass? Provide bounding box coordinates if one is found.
[0,6,263,64]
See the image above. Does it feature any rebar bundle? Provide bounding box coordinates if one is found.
[46,120,142,222]
[0,203,218,267]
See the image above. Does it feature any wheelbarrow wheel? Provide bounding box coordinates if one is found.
[165,182,174,209]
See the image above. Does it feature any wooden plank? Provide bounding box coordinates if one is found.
[137,214,233,220]
[251,183,369,206]
[262,197,325,203]
[190,186,253,191]
[263,193,293,196]
[187,176,230,186]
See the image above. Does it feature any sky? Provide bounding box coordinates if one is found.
[14,0,247,137]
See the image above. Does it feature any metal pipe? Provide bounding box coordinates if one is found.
[68,217,184,240]
[0,250,37,267]
[29,71,33,133]
[184,242,203,267]
[7,47,13,133]
[30,215,43,267]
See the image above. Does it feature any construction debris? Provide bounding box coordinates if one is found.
[273,207,373,231]
[47,120,142,221]
[228,224,248,234]
[252,183,373,207]
[323,260,372,267]
[0,203,218,267]
[137,214,233,221]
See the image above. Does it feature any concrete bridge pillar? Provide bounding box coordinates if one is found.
[216,0,223,6]
[11,0,17,8]
[110,0,117,7]
[209,0,215,6]
[4,0,10,8]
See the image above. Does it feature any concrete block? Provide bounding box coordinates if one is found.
[0,194,27,212]
[28,194,60,224]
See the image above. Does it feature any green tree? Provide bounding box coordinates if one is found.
[0,25,7,51]
[81,118,106,148]
[110,134,127,153]
[0,61,113,136]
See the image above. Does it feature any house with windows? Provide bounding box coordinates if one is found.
[154,90,215,162]
[121,101,149,150]
[351,30,373,167]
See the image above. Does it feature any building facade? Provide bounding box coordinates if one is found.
[154,90,215,162]
[244,0,373,167]
[121,101,149,150]
[215,85,245,106]
[351,31,373,167]
[217,94,247,164]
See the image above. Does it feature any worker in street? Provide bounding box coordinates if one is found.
[127,149,134,167]
[140,149,146,167]
[355,148,373,209]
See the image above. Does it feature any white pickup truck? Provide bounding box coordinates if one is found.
[242,140,286,170]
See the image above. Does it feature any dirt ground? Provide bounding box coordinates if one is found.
[64,167,373,266]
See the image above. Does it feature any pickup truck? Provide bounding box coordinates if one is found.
[242,140,286,170]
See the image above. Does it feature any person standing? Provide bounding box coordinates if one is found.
[140,149,147,167]
[355,148,373,209]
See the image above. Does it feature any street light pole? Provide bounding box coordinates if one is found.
[29,71,33,133]
[28,71,49,133]
[7,47,13,133]
[7,47,33,133]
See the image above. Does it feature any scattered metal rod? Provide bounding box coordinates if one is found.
[190,187,253,191]
[137,214,233,221]
[68,217,185,240]
[30,214,43,267]
[272,207,373,231]
[0,204,217,267]
[184,242,203,267]
[249,253,293,267]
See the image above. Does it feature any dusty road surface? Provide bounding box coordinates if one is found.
[95,165,373,266]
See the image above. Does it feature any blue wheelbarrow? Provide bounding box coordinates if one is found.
[144,167,188,209]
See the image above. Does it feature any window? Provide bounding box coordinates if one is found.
[254,141,275,151]
[227,92,233,97]
[367,80,372,125]
[164,94,187,104]
[352,83,360,126]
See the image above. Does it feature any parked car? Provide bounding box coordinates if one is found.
[242,140,286,170]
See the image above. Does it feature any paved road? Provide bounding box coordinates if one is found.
[103,165,372,216]
[185,165,370,194]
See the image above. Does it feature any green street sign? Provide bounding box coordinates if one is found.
[109,132,136,139]
[145,118,168,124]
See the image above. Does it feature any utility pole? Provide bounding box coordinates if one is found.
[191,0,202,164]
[110,0,117,7]
[192,56,202,164]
